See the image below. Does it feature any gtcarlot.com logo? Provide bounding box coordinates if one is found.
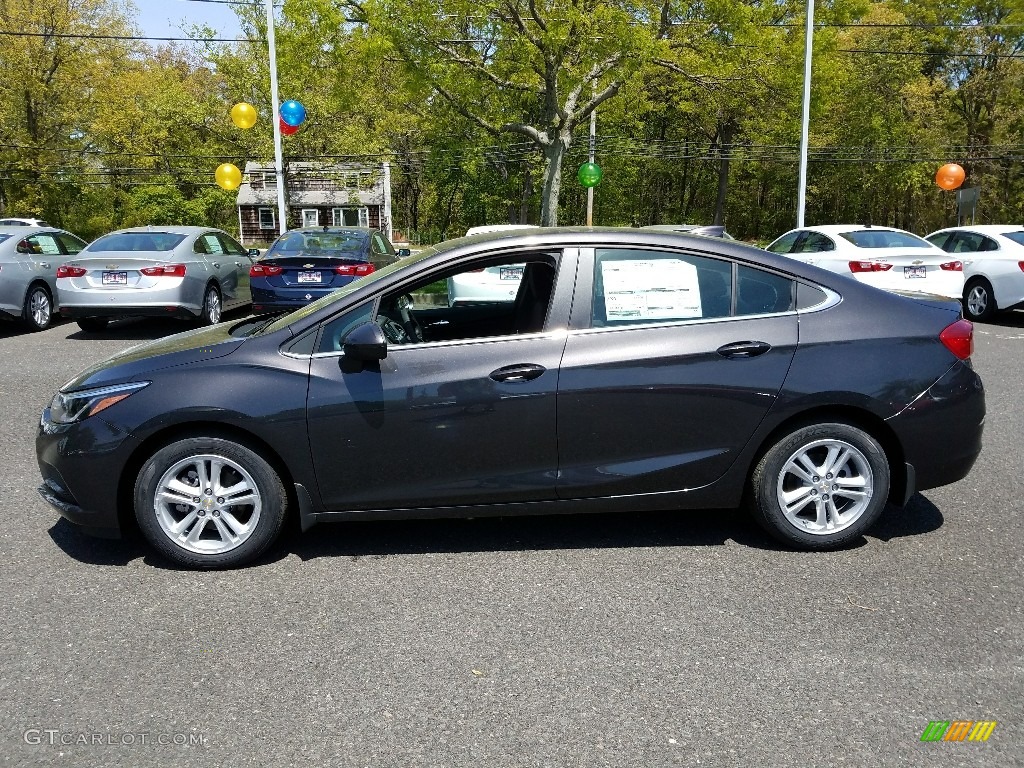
[23,729,206,747]
[920,720,997,742]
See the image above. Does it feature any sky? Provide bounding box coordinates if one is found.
[133,0,245,42]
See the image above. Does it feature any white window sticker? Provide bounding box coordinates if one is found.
[601,259,703,320]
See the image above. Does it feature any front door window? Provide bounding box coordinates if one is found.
[302,209,319,227]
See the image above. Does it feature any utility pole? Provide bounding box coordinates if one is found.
[266,0,287,234]
[586,88,597,227]
[796,0,815,228]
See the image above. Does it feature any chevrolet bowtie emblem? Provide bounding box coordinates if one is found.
[303,263,314,268]
[105,264,118,269]
[304,294,312,300]
[912,260,924,265]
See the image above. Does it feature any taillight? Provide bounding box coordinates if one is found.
[250,264,283,276]
[140,264,186,277]
[56,266,87,278]
[1018,261,1024,272]
[334,263,375,277]
[939,319,974,360]
[939,261,963,271]
[849,261,893,272]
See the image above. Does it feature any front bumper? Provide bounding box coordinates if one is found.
[36,408,140,536]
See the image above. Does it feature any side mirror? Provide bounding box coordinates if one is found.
[247,248,261,258]
[342,322,388,361]
[397,248,411,258]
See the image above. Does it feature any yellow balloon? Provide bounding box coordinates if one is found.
[215,163,242,190]
[230,102,258,130]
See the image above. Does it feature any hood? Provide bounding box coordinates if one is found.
[61,323,246,392]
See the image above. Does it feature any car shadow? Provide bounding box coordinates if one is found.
[979,309,1024,329]
[47,495,945,569]
[63,309,255,342]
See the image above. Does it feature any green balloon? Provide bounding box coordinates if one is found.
[578,162,603,188]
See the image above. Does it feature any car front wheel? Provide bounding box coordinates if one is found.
[750,423,890,549]
[134,437,287,568]
[76,317,109,333]
[963,279,996,322]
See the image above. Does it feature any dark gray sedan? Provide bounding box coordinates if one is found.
[37,228,984,568]
[0,226,88,331]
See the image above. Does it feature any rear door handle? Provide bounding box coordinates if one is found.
[717,341,772,359]
[489,363,546,382]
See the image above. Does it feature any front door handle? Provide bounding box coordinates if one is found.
[717,341,772,359]
[211,262,221,269]
[489,363,546,382]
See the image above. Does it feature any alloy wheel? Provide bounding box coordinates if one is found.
[775,438,874,535]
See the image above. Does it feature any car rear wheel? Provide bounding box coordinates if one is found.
[198,285,221,326]
[134,437,287,569]
[22,284,53,331]
[963,279,996,322]
[750,423,889,549]
[76,317,109,333]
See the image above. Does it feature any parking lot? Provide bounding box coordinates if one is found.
[0,311,1021,767]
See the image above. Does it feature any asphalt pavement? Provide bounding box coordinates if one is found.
[0,311,1021,767]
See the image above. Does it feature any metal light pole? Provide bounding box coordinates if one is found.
[796,0,815,228]
[266,0,287,234]
[586,88,596,227]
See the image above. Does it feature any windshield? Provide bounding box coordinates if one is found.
[1001,231,1024,246]
[87,232,187,252]
[259,247,440,335]
[267,230,367,256]
[838,230,931,249]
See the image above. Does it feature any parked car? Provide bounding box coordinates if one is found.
[249,226,402,313]
[448,224,539,304]
[56,226,256,332]
[641,224,735,239]
[766,224,964,299]
[0,226,88,331]
[0,217,52,227]
[925,225,1024,321]
[37,227,984,568]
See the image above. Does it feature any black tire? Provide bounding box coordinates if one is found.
[134,437,288,569]
[197,284,222,326]
[76,316,109,333]
[21,283,53,332]
[962,278,996,322]
[749,422,890,550]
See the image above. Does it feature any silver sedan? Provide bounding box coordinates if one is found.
[57,226,256,332]
[0,226,88,332]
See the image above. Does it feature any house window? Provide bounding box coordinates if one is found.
[264,172,277,188]
[302,209,320,227]
[258,208,275,230]
[331,207,369,227]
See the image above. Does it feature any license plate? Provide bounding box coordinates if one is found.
[102,271,128,285]
[904,266,927,279]
[500,267,524,280]
[297,271,322,283]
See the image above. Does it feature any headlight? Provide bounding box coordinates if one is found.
[49,382,150,424]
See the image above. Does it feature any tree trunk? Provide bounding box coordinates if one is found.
[713,119,735,226]
[539,134,570,227]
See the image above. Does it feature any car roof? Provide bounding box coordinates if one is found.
[107,226,222,236]
[465,224,538,236]
[929,224,1024,235]
[290,227,373,236]
[0,226,70,235]
[794,224,918,236]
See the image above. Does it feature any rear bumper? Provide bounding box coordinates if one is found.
[59,305,198,320]
[887,360,985,492]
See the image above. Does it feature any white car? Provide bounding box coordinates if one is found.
[925,225,1024,321]
[765,225,964,299]
[447,224,539,304]
[0,217,51,227]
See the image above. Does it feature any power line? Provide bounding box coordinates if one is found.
[0,30,250,42]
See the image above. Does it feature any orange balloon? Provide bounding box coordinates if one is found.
[935,163,966,191]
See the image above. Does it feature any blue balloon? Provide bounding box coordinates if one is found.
[280,100,306,127]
